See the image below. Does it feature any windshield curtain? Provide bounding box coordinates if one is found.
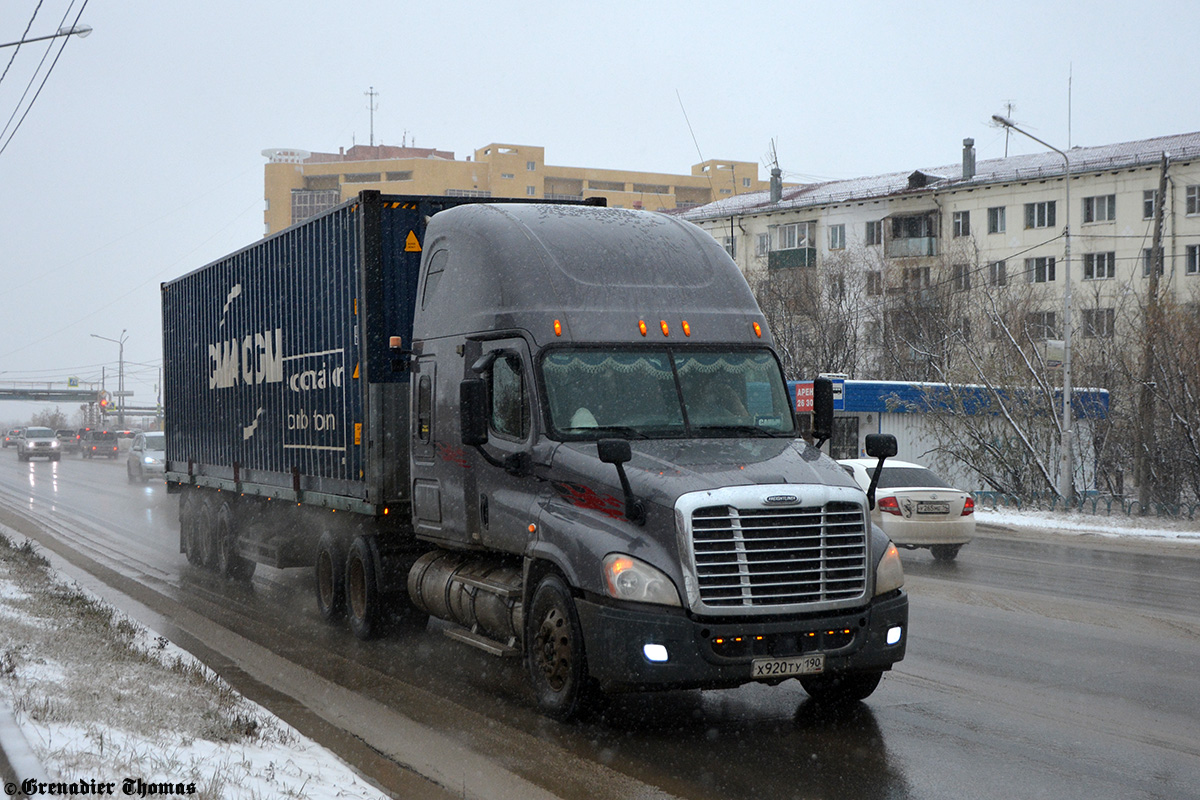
[542,347,796,440]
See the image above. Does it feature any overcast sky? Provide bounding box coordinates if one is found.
[2,0,1197,425]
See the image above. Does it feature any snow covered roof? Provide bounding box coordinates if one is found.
[682,131,1200,222]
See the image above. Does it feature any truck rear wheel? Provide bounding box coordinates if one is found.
[345,536,382,640]
[196,500,218,569]
[180,493,203,566]
[315,532,346,622]
[800,670,883,705]
[215,503,256,581]
[526,573,599,721]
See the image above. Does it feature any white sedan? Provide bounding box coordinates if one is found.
[838,458,975,561]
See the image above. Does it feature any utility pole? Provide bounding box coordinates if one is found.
[365,86,379,147]
[1136,153,1170,511]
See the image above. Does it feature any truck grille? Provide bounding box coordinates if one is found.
[689,501,867,609]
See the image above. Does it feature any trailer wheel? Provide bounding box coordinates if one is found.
[181,494,204,565]
[215,503,256,581]
[196,500,219,569]
[526,573,599,721]
[800,670,883,705]
[314,531,346,622]
[345,536,382,640]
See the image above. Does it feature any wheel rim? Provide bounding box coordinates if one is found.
[534,605,572,692]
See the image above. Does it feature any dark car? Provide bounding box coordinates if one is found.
[81,429,119,459]
[56,429,81,454]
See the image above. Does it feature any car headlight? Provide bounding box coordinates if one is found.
[603,554,681,607]
[144,456,155,464]
[50,441,59,448]
[874,542,905,596]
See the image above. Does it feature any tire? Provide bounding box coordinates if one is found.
[181,494,204,566]
[196,500,218,569]
[52,455,60,462]
[127,463,137,483]
[345,536,382,640]
[314,531,347,622]
[526,573,599,721]
[930,544,962,562]
[215,502,256,581]
[800,670,883,705]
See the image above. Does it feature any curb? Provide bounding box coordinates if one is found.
[0,695,46,795]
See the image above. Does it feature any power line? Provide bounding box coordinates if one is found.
[0,0,44,89]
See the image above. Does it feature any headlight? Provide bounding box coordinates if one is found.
[603,554,681,607]
[874,542,905,596]
[50,441,59,448]
[144,456,156,464]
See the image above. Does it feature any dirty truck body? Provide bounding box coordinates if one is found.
[162,191,907,718]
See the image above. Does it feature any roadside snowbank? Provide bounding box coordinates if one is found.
[976,507,1200,542]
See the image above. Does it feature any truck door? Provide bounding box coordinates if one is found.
[473,339,539,554]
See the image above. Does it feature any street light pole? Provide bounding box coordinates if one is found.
[0,24,93,49]
[91,330,128,428]
[991,114,1073,502]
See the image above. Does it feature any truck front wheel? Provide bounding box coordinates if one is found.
[315,532,346,622]
[526,573,599,721]
[345,535,381,640]
[800,670,883,705]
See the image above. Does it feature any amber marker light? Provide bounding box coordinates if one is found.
[553,319,562,337]
[528,523,537,533]
[660,320,670,336]
[752,321,763,338]
[639,320,648,336]
[681,320,691,337]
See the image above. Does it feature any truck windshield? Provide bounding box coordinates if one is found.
[542,348,796,439]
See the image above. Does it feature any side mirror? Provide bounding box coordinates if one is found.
[459,379,489,447]
[865,433,898,459]
[812,377,834,449]
[597,438,632,465]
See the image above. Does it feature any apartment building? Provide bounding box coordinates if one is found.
[684,131,1200,368]
[263,142,771,235]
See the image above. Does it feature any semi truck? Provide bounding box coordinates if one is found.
[161,191,907,719]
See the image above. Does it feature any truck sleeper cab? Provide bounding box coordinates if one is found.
[162,195,906,721]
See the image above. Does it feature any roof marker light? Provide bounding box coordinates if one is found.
[639,320,648,337]
[660,320,669,336]
[681,320,691,337]
[553,319,562,337]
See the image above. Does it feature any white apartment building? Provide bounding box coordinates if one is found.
[683,132,1200,365]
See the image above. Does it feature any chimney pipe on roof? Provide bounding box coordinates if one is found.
[962,138,976,180]
[770,167,782,203]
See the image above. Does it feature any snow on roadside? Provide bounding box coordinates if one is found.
[0,531,389,800]
[976,506,1200,542]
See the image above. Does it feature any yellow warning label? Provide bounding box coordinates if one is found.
[353,363,360,379]
[405,231,422,252]
[355,423,362,446]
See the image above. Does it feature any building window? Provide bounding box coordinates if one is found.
[1026,256,1056,283]
[344,172,381,184]
[952,263,971,291]
[1187,244,1200,274]
[1082,308,1115,338]
[988,260,1007,286]
[1025,311,1058,340]
[1144,190,1158,220]
[1083,252,1115,280]
[501,173,514,179]
[987,206,1006,234]
[756,233,770,257]
[719,188,732,195]
[527,161,536,171]
[290,189,341,226]
[903,267,930,291]
[865,220,882,246]
[743,177,752,188]
[776,222,812,250]
[1083,194,1116,223]
[1187,185,1200,215]
[952,210,970,238]
[867,271,882,296]
[1025,201,1056,229]
[527,186,536,196]
[385,171,413,182]
[723,236,736,259]
[829,224,845,250]
[1143,248,1163,277]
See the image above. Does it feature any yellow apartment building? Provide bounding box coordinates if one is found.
[262,142,771,235]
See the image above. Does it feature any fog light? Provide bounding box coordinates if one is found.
[643,643,669,662]
[886,626,903,646]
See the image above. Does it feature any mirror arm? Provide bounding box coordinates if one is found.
[612,462,646,526]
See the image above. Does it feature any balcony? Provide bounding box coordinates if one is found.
[885,237,938,258]
[768,248,817,270]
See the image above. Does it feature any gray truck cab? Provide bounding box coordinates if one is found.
[406,204,907,718]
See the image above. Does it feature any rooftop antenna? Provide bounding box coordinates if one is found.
[365,86,379,147]
[1003,100,1016,156]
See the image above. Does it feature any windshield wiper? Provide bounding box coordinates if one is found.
[691,424,795,438]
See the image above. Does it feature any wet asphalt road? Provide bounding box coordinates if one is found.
[1,451,1199,800]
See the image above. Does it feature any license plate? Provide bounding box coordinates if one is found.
[751,654,825,679]
[916,502,950,514]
